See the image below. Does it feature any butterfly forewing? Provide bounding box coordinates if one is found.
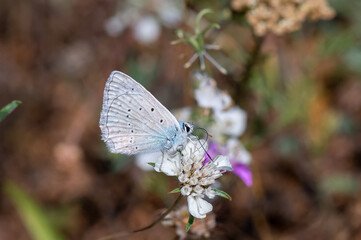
[99,71,181,154]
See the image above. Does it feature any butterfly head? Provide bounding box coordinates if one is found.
[181,121,194,135]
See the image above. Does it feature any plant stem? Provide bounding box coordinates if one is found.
[132,194,183,233]
[234,34,265,104]
[241,35,265,84]
[98,195,183,240]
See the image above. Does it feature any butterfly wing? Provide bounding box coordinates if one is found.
[99,71,181,154]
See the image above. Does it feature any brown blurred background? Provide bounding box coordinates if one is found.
[1,0,361,240]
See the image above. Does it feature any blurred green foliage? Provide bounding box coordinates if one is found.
[186,214,194,232]
[143,173,171,204]
[320,174,359,195]
[0,100,21,122]
[4,182,66,240]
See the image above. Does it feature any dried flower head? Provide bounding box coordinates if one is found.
[162,205,216,239]
[232,0,335,36]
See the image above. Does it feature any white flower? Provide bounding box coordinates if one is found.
[194,73,232,111]
[195,87,232,112]
[182,136,207,159]
[181,185,192,196]
[188,194,213,219]
[178,173,189,183]
[104,7,138,37]
[153,137,232,218]
[189,177,199,185]
[226,138,251,165]
[104,0,184,45]
[104,13,127,37]
[193,185,204,194]
[212,155,233,171]
[157,0,184,27]
[132,16,161,45]
[204,188,216,199]
[214,106,247,137]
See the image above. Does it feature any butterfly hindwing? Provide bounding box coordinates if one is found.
[99,71,181,154]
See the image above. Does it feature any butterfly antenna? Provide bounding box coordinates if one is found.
[193,126,214,162]
[202,142,213,161]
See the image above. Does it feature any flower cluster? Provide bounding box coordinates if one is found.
[154,137,233,219]
[231,0,335,36]
[193,72,247,140]
[104,0,184,44]
[194,72,232,111]
[162,205,216,240]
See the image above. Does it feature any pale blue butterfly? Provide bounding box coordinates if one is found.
[99,71,193,155]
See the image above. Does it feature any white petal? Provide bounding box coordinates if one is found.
[214,107,247,137]
[205,188,216,199]
[180,185,192,196]
[187,195,213,219]
[213,155,233,172]
[154,152,181,176]
[227,138,251,165]
[193,72,232,111]
[194,85,217,108]
[212,92,232,111]
[182,138,207,160]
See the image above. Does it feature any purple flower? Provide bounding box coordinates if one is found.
[232,162,253,187]
[204,141,252,187]
[204,142,219,164]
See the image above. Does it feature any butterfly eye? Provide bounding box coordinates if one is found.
[183,123,192,133]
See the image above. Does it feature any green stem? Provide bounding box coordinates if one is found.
[234,34,265,105]
[241,35,264,84]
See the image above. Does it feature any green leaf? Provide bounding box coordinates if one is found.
[185,214,195,232]
[4,181,65,240]
[182,32,200,50]
[171,38,189,45]
[0,100,21,122]
[212,188,232,200]
[195,9,213,35]
[147,162,155,167]
[169,188,181,193]
[174,29,185,39]
[201,23,220,36]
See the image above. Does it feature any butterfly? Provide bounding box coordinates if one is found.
[99,71,194,155]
